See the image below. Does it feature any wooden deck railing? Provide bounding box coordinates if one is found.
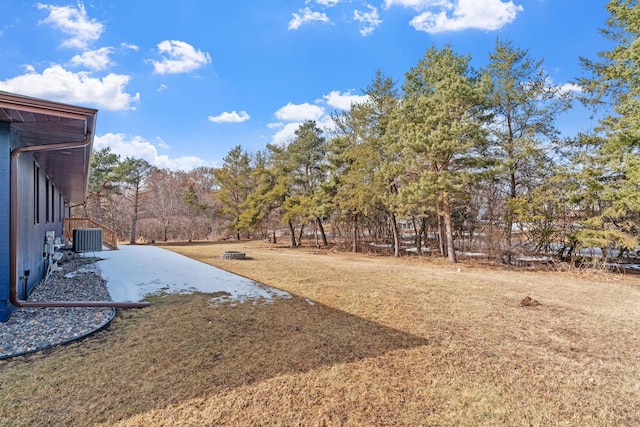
[64,217,118,250]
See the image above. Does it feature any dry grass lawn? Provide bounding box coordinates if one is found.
[1,240,640,426]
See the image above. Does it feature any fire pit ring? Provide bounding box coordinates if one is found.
[221,251,246,260]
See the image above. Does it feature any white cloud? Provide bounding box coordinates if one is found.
[269,100,337,146]
[0,64,139,110]
[384,0,522,33]
[288,7,330,30]
[354,4,383,36]
[383,0,455,10]
[94,133,209,171]
[410,0,522,32]
[151,154,209,171]
[544,76,582,96]
[156,136,169,150]
[37,2,104,49]
[270,115,336,147]
[69,47,114,71]
[558,82,582,95]
[287,0,520,35]
[207,110,250,123]
[94,133,161,162]
[323,90,370,110]
[275,102,325,121]
[270,122,305,147]
[157,84,168,92]
[317,113,337,133]
[152,40,212,75]
[120,42,139,51]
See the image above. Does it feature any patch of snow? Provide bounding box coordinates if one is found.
[456,251,487,258]
[369,243,393,248]
[513,256,552,262]
[404,247,431,253]
[606,263,640,270]
[64,263,98,279]
[89,245,291,304]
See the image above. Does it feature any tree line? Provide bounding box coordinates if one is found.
[75,2,640,265]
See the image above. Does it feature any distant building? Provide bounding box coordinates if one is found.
[0,92,97,321]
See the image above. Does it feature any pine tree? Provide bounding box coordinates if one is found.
[486,38,571,262]
[87,147,121,224]
[329,70,402,255]
[115,157,155,244]
[213,146,254,240]
[576,0,640,257]
[277,121,328,246]
[395,45,489,263]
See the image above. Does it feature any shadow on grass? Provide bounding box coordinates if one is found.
[0,292,428,426]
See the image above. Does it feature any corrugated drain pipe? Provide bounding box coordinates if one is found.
[10,135,149,309]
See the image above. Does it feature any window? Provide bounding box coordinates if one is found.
[45,178,50,223]
[51,181,55,222]
[34,163,40,224]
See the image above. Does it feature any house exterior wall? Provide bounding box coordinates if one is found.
[0,123,67,322]
[0,123,10,322]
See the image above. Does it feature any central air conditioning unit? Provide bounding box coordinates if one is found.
[73,228,103,253]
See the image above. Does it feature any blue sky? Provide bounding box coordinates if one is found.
[0,1,611,170]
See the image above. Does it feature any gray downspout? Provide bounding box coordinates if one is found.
[9,135,149,309]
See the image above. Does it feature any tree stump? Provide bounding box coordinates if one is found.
[221,251,246,260]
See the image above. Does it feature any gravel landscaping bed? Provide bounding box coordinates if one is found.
[0,253,115,359]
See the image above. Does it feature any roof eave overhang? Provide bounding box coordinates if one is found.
[0,91,98,204]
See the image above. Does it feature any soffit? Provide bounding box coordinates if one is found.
[0,91,97,204]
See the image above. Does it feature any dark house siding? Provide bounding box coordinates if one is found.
[0,92,96,322]
[0,123,9,321]
[0,124,67,321]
